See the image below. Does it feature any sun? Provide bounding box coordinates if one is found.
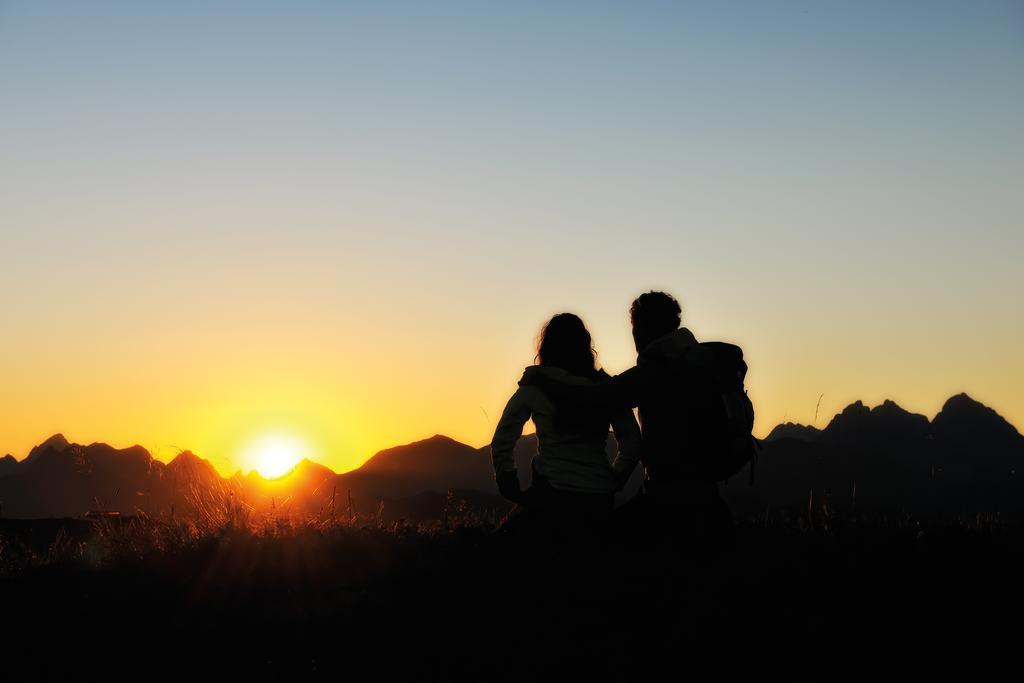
[242,434,307,479]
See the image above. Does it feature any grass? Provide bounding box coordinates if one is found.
[0,486,495,575]
[2,497,1023,678]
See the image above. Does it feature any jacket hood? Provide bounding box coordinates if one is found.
[638,327,699,366]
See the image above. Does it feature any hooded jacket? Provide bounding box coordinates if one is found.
[633,327,703,482]
[490,365,642,494]
[521,328,711,485]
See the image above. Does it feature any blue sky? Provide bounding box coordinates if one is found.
[1,1,1022,469]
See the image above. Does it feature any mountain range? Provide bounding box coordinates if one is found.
[0,431,543,521]
[741,393,1024,515]
[1,393,1021,520]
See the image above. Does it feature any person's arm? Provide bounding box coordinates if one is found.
[489,387,533,502]
[520,364,649,414]
[609,408,642,488]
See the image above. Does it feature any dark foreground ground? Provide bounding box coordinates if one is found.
[2,511,1022,680]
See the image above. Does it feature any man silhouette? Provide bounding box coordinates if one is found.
[520,291,734,553]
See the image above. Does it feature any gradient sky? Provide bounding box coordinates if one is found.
[1,1,1022,475]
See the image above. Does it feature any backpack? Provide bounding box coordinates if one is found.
[677,342,760,485]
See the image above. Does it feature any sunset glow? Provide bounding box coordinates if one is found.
[242,434,307,480]
[0,2,1020,473]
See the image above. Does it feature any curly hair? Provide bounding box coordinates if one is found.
[535,313,597,378]
[630,291,682,339]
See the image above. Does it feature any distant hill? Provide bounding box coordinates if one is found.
[764,423,821,443]
[0,454,16,477]
[1,394,1021,520]
[731,394,1024,515]
[341,435,494,499]
[0,437,210,519]
[236,458,339,517]
[0,433,510,522]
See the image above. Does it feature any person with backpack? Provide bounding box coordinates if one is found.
[520,291,757,554]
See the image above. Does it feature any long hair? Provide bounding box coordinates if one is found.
[536,313,597,378]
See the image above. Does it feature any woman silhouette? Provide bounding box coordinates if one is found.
[490,313,641,538]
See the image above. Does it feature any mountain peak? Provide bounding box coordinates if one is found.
[38,433,69,452]
[425,434,460,445]
[0,453,17,477]
[765,422,821,443]
[935,393,1011,427]
[827,398,919,424]
[23,433,74,465]
[285,458,337,481]
[242,469,266,482]
[348,433,492,496]
[933,393,1021,449]
[821,398,930,454]
[166,450,220,483]
[940,393,982,412]
[296,457,335,473]
[837,400,868,416]
[169,450,203,465]
[873,399,915,416]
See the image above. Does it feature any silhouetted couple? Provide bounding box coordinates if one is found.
[490,291,756,555]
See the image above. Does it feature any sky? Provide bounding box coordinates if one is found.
[1,1,1022,475]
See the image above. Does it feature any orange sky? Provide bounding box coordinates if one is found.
[2,281,1021,477]
[1,3,1021,474]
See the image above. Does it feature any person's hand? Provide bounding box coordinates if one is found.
[496,471,522,503]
